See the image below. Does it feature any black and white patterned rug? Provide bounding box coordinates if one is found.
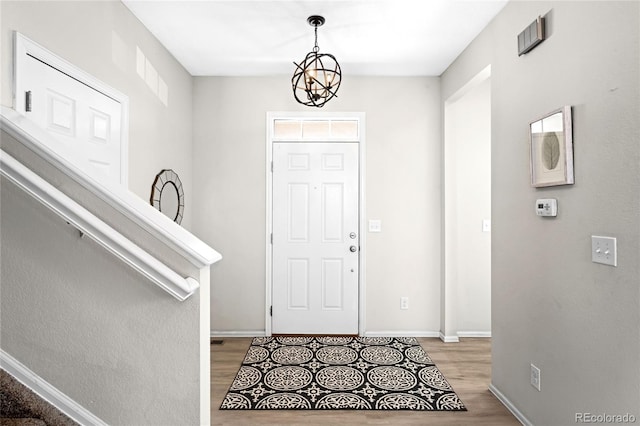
[220,336,467,410]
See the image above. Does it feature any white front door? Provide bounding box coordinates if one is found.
[272,142,359,335]
[15,33,127,186]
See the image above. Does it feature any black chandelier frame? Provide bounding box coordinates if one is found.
[292,15,342,108]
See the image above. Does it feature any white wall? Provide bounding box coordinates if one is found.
[0,0,195,228]
[442,1,639,424]
[193,76,443,335]
[444,76,492,336]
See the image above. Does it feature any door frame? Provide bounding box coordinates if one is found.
[265,111,366,336]
[442,65,492,342]
[13,32,130,186]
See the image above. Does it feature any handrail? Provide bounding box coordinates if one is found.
[1,149,199,301]
[0,106,221,269]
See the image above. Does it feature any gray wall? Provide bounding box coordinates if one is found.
[442,1,639,424]
[193,76,448,334]
[0,170,201,426]
[1,1,204,424]
[0,0,195,228]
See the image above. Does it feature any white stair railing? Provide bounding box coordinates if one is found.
[1,106,221,270]
[1,149,199,301]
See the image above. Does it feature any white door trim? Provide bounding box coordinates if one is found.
[13,32,130,186]
[442,64,492,342]
[265,111,366,336]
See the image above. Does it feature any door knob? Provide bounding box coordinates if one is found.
[350,246,357,252]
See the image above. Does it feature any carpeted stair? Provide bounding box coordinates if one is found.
[0,369,77,426]
[0,419,46,426]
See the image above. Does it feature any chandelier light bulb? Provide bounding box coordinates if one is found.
[306,67,317,82]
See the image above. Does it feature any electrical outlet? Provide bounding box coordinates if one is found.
[400,297,409,310]
[530,364,541,391]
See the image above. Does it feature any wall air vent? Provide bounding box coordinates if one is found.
[518,16,545,56]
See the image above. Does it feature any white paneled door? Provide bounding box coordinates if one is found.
[15,34,125,186]
[272,142,359,335]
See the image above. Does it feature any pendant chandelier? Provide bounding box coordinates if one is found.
[292,15,342,108]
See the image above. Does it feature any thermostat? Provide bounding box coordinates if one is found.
[536,199,557,217]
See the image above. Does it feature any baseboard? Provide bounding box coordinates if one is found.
[439,332,460,343]
[0,349,107,426]
[489,383,532,426]
[457,331,492,338]
[364,331,440,338]
[210,330,266,338]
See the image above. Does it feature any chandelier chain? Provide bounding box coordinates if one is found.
[313,26,319,53]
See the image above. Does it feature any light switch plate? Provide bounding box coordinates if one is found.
[530,364,541,391]
[368,220,381,233]
[591,236,617,266]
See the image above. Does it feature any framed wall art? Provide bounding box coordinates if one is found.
[529,105,574,187]
[150,169,184,224]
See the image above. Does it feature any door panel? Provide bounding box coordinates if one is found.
[322,258,343,309]
[322,183,344,242]
[288,183,310,242]
[22,54,123,185]
[288,259,310,309]
[46,89,76,136]
[272,142,359,335]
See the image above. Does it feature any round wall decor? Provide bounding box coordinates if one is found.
[150,169,184,224]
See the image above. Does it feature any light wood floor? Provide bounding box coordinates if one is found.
[211,337,519,426]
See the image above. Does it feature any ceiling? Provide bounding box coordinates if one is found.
[122,0,508,77]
